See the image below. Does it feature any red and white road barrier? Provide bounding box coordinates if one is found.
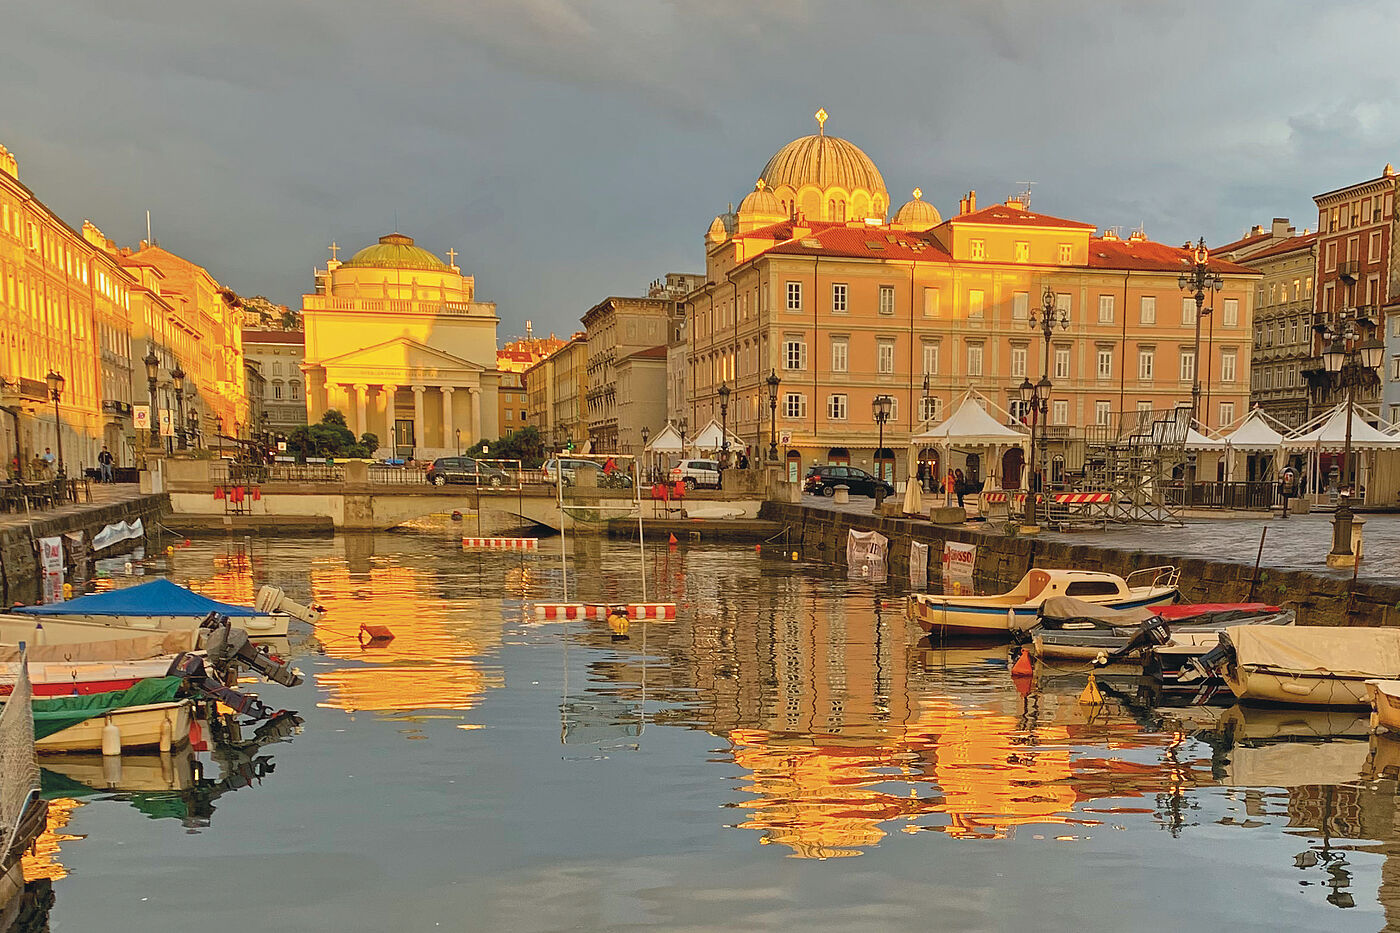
[533,604,608,621]
[627,603,677,621]
[1055,492,1112,504]
[982,492,1008,504]
[462,537,539,550]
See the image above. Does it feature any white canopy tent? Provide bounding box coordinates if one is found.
[909,392,1030,506]
[1214,408,1289,483]
[689,418,746,456]
[643,422,684,477]
[1283,401,1400,506]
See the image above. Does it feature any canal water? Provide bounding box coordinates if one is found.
[15,527,1400,931]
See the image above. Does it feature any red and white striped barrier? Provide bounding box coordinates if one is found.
[627,603,677,621]
[533,604,608,621]
[1054,492,1112,504]
[462,537,539,550]
[982,492,1008,504]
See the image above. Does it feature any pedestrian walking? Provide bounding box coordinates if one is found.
[954,468,966,509]
[98,446,114,483]
[42,447,54,473]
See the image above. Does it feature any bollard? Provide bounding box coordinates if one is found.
[833,484,850,504]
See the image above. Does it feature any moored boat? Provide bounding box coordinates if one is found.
[12,579,292,638]
[909,566,1178,638]
[27,677,192,754]
[1365,679,1400,733]
[0,634,193,697]
[1029,596,1293,662]
[1197,626,1400,708]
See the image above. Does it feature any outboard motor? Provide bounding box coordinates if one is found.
[1179,635,1237,684]
[254,585,323,624]
[204,615,304,687]
[167,653,282,721]
[1096,615,1174,666]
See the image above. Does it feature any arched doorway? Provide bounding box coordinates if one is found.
[874,447,895,485]
[827,446,850,466]
[964,452,981,486]
[1001,448,1024,489]
[785,449,802,484]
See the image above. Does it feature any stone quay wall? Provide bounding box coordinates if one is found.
[760,501,1400,628]
[0,493,169,604]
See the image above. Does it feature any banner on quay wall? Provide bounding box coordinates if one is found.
[92,518,144,552]
[159,409,174,437]
[38,535,64,603]
[846,529,888,582]
[910,541,929,588]
[941,541,976,583]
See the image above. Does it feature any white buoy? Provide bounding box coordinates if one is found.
[158,715,173,753]
[33,623,45,646]
[101,717,122,756]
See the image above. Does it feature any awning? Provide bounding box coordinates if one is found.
[910,394,1029,449]
[15,578,259,617]
[1284,402,1400,452]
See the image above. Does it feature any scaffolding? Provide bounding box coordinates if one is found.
[1081,405,1191,525]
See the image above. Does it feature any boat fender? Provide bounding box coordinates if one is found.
[1280,682,1312,696]
[102,755,122,787]
[101,717,122,757]
[159,715,173,753]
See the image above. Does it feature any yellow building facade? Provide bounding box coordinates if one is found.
[688,116,1260,484]
[301,233,501,459]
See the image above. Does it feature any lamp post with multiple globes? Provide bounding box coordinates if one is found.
[44,370,65,479]
[1320,311,1384,567]
[143,349,160,452]
[872,394,893,509]
[1177,238,1223,427]
[1021,288,1068,531]
[717,381,730,487]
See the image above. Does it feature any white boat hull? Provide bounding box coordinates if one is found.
[35,700,193,754]
[30,612,289,638]
[1226,667,1371,708]
[1367,680,1400,733]
[913,590,1176,637]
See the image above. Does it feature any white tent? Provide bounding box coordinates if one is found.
[646,422,684,453]
[1207,408,1288,483]
[1284,401,1400,506]
[910,393,1030,505]
[1184,427,1225,450]
[689,418,746,454]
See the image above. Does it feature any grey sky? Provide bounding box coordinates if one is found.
[4,1,1398,339]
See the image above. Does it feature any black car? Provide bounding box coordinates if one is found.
[803,465,893,498]
[426,457,512,487]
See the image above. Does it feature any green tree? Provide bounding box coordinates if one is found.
[287,410,373,461]
[466,425,546,468]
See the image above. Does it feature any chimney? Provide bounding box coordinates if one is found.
[1005,196,1025,210]
[967,190,976,213]
[1271,217,1292,238]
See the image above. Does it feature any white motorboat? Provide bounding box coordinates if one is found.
[11,579,306,639]
[1208,626,1400,708]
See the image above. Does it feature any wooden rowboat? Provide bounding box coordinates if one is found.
[1366,680,1400,733]
[35,701,192,754]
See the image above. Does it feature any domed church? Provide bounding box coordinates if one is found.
[301,233,502,459]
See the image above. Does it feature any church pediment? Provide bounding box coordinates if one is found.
[320,337,489,382]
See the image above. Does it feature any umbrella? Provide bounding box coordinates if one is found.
[903,443,924,515]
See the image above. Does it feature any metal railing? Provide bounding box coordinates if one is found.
[1173,481,1279,510]
[368,465,429,485]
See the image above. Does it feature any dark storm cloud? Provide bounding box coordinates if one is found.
[4,1,1399,338]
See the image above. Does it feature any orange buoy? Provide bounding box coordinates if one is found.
[668,533,678,546]
[1011,650,1033,677]
[754,544,761,552]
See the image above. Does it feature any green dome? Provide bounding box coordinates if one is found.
[341,233,449,271]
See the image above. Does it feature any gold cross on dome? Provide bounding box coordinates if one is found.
[815,108,828,133]
[328,241,339,261]
[446,247,458,265]
[913,187,922,200]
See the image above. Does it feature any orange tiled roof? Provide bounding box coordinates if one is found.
[758,221,953,261]
[1212,230,1273,255]
[241,329,305,345]
[1238,232,1317,264]
[946,203,1096,230]
[1087,238,1259,274]
[623,344,669,361]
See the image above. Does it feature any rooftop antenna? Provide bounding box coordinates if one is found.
[1015,182,1036,208]
[145,210,151,247]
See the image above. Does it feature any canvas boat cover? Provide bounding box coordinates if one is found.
[13,579,258,618]
[0,633,191,663]
[26,676,183,740]
[1228,625,1400,679]
[1038,596,1156,626]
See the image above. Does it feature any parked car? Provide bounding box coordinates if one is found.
[542,458,632,488]
[669,459,721,490]
[803,465,893,499]
[426,457,512,487]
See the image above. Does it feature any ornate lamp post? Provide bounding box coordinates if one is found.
[872,394,893,508]
[640,425,650,482]
[45,370,65,479]
[1177,238,1223,426]
[718,380,730,485]
[1023,288,1068,531]
[1320,312,1384,567]
[766,369,781,461]
[679,417,688,457]
[170,363,187,449]
[143,349,161,451]
[186,406,200,449]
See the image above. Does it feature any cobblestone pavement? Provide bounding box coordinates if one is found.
[799,492,1400,582]
[0,482,151,533]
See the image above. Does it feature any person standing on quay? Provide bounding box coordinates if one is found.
[98,446,114,483]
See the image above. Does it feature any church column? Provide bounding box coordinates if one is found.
[412,385,426,457]
[469,387,482,445]
[353,384,369,438]
[383,385,398,455]
[440,387,455,453]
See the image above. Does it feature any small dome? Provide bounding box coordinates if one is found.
[341,233,449,271]
[739,179,783,217]
[707,215,730,243]
[894,188,941,230]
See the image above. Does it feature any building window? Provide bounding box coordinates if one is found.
[1138,348,1155,381]
[1098,295,1114,323]
[1222,297,1239,327]
[1139,296,1156,324]
[1052,399,1068,425]
[783,393,806,419]
[922,342,939,375]
[1392,356,1400,382]
[272,382,283,400]
[968,289,985,319]
[1181,297,1196,325]
[505,409,513,421]
[831,337,848,373]
[1009,399,1030,423]
[827,394,848,420]
[1287,367,1296,388]
[877,339,895,374]
[786,282,802,311]
[832,283,848,313]
[1095,400,1111,425]
[920,396,941,422]
[1054,346,1070,379]
[1015,241,1030,263]
[1012,291,1029,320]
[966,343,984,376]
[878,285,895,315]
[1216,402,1234,427]
[1010,346,1027,378]
[1096,348,1112,379]
[783,338,806,370]
[970,239,985,260]
[1179,349,1195,382]
[1220,350,1237,383]
[1058,244,1073,263]
[1055,293,1071,321]
[923,287,940,318]
[1371,231,1383,261]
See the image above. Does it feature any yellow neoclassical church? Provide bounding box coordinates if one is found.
[301,233,501,459]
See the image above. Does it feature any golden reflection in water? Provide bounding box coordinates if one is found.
[310,565,505,714]
[22,797,83,882]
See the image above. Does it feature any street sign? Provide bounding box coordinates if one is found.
[133,405,150,430]
[277,441,287,452]
[779,430,792,444]
[159,409,174,437]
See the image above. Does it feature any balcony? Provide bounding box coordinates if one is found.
[1339,260,1360,283]
[0,378,49,403]
[101,400,133,416]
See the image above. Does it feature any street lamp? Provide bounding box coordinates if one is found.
[766,369,781,461]
[1320,311,1384,567]
[455,427,462,457]
[45,370,65,479]
[718,381,731,484]
[872,394,893,508]
[170,363,187,450]
[143,348,160,451]
[1177,238,1223,426]
[186,406,200,449]
[1019,375,1051,530]
[1023,288,1068,531]
[641,425,650,482]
